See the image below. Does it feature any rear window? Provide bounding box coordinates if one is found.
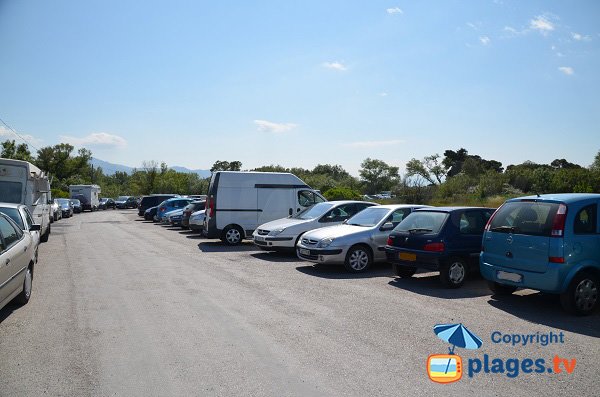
[489,201,560,237]
[394,211,448,234]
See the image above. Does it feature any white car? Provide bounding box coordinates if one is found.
[252,201,377,251]
[0,203,41,258]
[189,210,206,233]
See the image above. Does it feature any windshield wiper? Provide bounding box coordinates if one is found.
[407,228,433,233]
[347,223,369,227]
[490,226,518,233]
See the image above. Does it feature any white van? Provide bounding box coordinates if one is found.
[204,171,326,245]
[0,158,52,242]
[69,184,101,211]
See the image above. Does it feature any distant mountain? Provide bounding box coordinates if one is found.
[91,158,211,178]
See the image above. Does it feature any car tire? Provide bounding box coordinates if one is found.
[344,245,372,273]
[15,266,33,305]
[487,281,517,296]
[392,263,417,278]
[40,223,50,243]
[440,257,467,288]
[560,271,599,316]
[222,225,243,245]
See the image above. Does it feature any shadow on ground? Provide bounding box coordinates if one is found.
[388,273,491,299]
[0,303,21,324]
[487,292,600,337]
[251,251,300,263]
[197,241,258,253]
[296,262,393,279]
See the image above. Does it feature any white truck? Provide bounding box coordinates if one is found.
[68,184,101,211]
[0,158,52,242]
[204,171,326,245]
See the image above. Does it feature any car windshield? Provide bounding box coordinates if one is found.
[489,201,560,237]
[346,207,390,227]
[100,198,107,202]
[293,202,335,220]
[394,211,448,234]
[71,199,81,205]
[57,198,70,205]
[0,207,24,229]
[116,196,129,201]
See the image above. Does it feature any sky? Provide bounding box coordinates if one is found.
[0,0,599,176]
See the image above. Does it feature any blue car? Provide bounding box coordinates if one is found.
[480,193,600,315]
[155,198,193,222]
[386,207,495,288]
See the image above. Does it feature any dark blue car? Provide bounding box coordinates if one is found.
[385,207,495,288]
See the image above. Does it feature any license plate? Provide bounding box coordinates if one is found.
[497,270,523,283]
[399,252,417,261]
[299,249,311,256]
[254,236,265,242]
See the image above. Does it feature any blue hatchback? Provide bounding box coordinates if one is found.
[155,198,193,222]
[386,207,495,288]
[480,193,600,315]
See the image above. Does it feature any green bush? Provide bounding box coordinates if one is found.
[323,187,362,201]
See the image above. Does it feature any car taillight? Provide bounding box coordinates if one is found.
[424,242,445,252]
[160,208,165,212]
[549,256,565,263]
[207,196,214,217]
[484,206,501,231]
[551,204,567,237]
[387,237,393,246]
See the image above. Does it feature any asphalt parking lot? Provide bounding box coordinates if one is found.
[0,209,598,396]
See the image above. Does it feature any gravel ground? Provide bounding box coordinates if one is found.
[0,209,598,396]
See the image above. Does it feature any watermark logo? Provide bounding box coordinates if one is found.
[427,323,482,384]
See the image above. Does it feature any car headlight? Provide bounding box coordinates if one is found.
[268,228,286,236]
[317,237,334,248]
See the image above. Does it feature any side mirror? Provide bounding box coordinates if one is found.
[343,219,348,224]
[30,224,41,231]
[380,222,394,231]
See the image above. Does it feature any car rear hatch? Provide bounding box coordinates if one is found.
[482,200,565,273]
[388,210,449,251]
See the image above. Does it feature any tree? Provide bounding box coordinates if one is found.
[1,140,33,162]
[210,160,242,172]
[359,158,400,194]
[589,150,600,172]
[405,154,445,185]
[550,159,582,169]
[323,187,362,200]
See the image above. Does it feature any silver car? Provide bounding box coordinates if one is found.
[296,205,429,272]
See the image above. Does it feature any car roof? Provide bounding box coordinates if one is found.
[366,204,430,210]
[507,193,600,205]
[415,206,496,212]
[0,203,25,210]
[325,200,377,205]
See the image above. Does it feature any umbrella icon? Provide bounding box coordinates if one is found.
[433,323,483,354]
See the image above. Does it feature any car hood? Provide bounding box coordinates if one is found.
[302,224,371,240]
[257,217,311,231]
[191,210,205,217]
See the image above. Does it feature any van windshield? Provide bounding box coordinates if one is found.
[0,181,22,204]
[293,203,334,220]
[394,211,448,234]
[489,201,560,236]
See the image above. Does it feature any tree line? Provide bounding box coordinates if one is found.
[2,139,599,204]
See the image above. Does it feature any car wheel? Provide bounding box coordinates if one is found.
[15,266,33,305]
[560,271,599,316]
[40,223,50,243]
[488,281,517,296]
[392,263,417,278]
[440,257,467,288]
[344,245,372,273]
[222,225,243,245]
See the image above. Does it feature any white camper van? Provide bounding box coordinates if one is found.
[204,171,326,245]
[0,158,52,242]
[69,184,101,211]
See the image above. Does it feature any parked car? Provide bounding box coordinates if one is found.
[167,210,184,226]
[253,201,377,251]
[205,171,326,245]
[297,205,427,272]
[51,199,62,221]
[0,212,38,310]
[144,206,158,221]
[0,204,41,255]
[480,193,600,315]
[70,199,82,213]
[189,210,206,233]
[99,197,116,210]
[181,201,206,229]
[386,207,495,288]
[138,194,178,216]
[115,196,138,209]
[155,198,193,222]
[57,198,74,218]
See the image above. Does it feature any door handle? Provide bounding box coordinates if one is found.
[5,259,10,265]
[289,208,293,216]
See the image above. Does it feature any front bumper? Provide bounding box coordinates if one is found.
[295,243,345,264]
[253,235,295,249]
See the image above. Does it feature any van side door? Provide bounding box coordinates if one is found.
[257,188,294,228]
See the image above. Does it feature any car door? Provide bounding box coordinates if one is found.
[0,216,29,305]
[570,202,600,268]
[372,208,413,261]
[22,207,40,249]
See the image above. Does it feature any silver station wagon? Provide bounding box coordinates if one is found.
[296,205,428,272]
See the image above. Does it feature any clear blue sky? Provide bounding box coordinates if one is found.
[1,0,598,175]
